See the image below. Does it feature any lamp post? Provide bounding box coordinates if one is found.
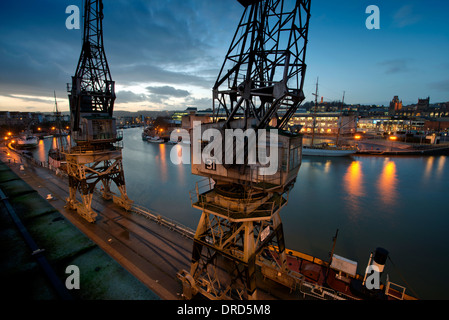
[389,135,397,151]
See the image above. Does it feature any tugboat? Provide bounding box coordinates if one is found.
[262,230,417,300]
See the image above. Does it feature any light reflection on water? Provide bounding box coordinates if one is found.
[30,128,449,299]
[377,159,398,209]
[343,161,365,220]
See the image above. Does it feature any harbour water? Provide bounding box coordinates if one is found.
[31,128,449,299]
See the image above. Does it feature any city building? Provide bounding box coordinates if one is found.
[0,111,44,126]
[357,117,425,134]
[388,96,403,115]
[287,112,357,135]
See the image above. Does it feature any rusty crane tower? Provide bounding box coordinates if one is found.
[178,0,311,300]
[64,0,133,223]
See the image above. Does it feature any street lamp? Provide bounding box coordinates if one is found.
[389,135,397,151]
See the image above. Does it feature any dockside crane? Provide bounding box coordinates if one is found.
[64,0,133,223]
[178,0,311,300]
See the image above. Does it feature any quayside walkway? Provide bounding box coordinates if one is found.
[0,145,193,300]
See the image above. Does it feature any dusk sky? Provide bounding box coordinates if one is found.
[0,0,448,113]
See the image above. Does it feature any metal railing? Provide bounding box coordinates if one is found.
[189,178,287,219]
[131,204,195,240]
[385,280,406,300]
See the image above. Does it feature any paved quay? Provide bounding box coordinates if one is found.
[0,144,192,300]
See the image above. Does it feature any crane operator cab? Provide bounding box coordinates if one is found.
[190,117,303,195]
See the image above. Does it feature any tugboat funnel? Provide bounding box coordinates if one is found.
[372,247,389,274]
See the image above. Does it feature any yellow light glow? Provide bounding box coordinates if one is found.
[354,134,362,140]
[378,160,397,206]
[389,136,398,141]
[7,132,12,136]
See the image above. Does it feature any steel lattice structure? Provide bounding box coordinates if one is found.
[213,0,311,130]
[178,0,311,300]
[69,0,115,131]
[64,0,132,223]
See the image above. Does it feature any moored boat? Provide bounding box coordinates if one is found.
[147,135,164,143]
[302,143,357,157]
[304,81,357,157]
[262,243,417,300]
[48,148,66,170]
[13,133,38,149]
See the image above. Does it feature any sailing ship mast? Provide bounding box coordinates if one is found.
[53,91,66,153]
[336,91,345,146]
[311,77,319,146]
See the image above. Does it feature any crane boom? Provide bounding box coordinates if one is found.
[213,0,311,130]
[68,0,116,140]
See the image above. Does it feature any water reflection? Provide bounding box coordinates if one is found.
[437,156,446,176]
[343,161,364,219]
[158,144,167,182]
[173,145,186,186]
[377,159,398,208]
[37,139,46,163]
[423,156,435,181]
[323,160,331,174]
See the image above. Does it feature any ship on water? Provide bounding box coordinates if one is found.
[303,80,358,157]
[302,143,358,157]
[13,132,38,149]
[262,230,417,300]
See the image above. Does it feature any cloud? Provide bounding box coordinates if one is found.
[378,59,410,75]
[112,63,212,91]
[0,0,241,111]
[431,79,449,92]
[146,86,190,98]
[145,85,190,105]
[393,5,422,28]
[115,91,149,103]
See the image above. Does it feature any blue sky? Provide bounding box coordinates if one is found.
[0,0,448,113]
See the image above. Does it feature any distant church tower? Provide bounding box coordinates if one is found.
[417,97,430,111]
[389,96,402,115]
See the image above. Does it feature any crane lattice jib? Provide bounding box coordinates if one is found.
[69,0,115,131]
[213,0,311,130]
